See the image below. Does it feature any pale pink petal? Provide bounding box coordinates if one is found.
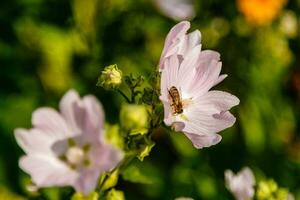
[213,74,227,86]
[182,90,239,134]
[82,95,104,136]
[188,60,222,98]
[32,108,71,138]
[20,155,77,187]
[183,132,221,149]
[178,45,201,92]
[178,30,201,56]
[160,100,173,126]
[159,21,190,69]
[15,128,55,155]
[59,89,82,133]
[182,108,236,135]
[154,0,195,22]
[161,55,180,91]
[74,169,100,195]
[197,50,220,63]
[92,143,123,171]
[225,168,255,200]
[73,143,123,195]
[196,90,240,111]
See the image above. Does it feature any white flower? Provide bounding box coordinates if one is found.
[153,0,195,21]
[225,167,255,200]
[15,89,123,195]
[159,21,239,149]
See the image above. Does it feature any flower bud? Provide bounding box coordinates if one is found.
[257,179,278,200]
[256,179,294,200]
[106,189,125,200]
[97,64,122,90]
[120,104,148,134]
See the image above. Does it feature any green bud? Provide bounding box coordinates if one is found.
[105,124,124,149]
[97,64,122,90]
[257,179,278,200]
[120,104,148,134]
[106,189,125,200]
[71,192,98,200]
[256,179,292,200]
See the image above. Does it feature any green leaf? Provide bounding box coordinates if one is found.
[122,164,153,184]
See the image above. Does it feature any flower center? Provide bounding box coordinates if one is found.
[65,146,85,166]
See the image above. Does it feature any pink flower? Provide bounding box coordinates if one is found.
[15,90,123,195]
[153,0,195,22]
[159,21,239,149]
[225,167,255,200]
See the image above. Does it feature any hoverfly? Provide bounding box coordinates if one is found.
[168,86,183,115]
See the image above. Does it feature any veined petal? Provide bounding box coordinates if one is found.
[183,132,222,149]
[197,50,220,63]
[178,30,201,56]
[74,168,100,195]
[213,74,228,86]
[165,21,190,49]
[20,155,77,187]
[59,89,82,133]
[159,21,190,69]
[188,60,222,98]
[32,108,72,139]
[182,102,237,134]
[15,128,55,155]
[196,90,240,111]
[161,54,180,94]
[178,45,201,93]
[91,143,124,171]
[81,95,105,141]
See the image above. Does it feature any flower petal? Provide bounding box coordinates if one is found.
[225,168,255,200]
[183,108,236,134]
[160,54,180,98]
[197,90,240,111]
[159,21,190,69]
[15,128,55,155]
[73,143,123,195]
[183,132,222,149]
[178,45,201,93]
[74,168,100,195]
[20,155,77,187]
[32,108,71,138]
[178,30,201,56]
[154,0,195,21]
[59,89,82,133]
[188,60,223,98]
[94,143,123,171]
[181,90,239,135]
[81,95,105,141]
[213,74,227,86]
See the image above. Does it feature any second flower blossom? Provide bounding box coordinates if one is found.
[159,21,240,149]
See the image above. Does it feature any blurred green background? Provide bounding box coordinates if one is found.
[1,0,300,199]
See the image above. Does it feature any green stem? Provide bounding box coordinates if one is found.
[117,89,131,103]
